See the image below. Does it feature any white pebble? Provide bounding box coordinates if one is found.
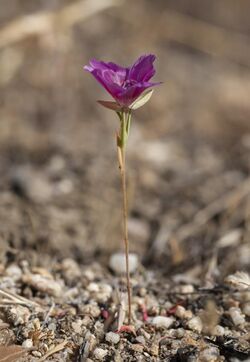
[105,331,120,344]
[187,316,202,333]
[152,316,174,329]
[109,253,138,274]
[22,339,33,348]
[180,284,194,293]
[22,274,62,297]
[6,265,22,281]
[32,351,42,357]
[175,305,192,319]
[87,282,99,293]
[229,307,245,326]
[93,348,108,360]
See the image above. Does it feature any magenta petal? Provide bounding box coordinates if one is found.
[86,60,128,85]
[129,54,156,82]
[90,69,123,100]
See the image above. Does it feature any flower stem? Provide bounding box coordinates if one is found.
[117,113,132,324]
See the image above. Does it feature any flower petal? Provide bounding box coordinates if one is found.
[129,54,156,82]
[85,59,128,85]
[89,68,123,101]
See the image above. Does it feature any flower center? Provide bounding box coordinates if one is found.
[122,79,137,88]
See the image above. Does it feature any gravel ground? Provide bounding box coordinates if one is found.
[0,256,249,361]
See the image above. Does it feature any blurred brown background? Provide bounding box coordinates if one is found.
[0,0,249,276]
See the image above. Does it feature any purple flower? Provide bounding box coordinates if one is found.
[84,54,160,108]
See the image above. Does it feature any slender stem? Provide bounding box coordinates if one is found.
[117,112,132,324]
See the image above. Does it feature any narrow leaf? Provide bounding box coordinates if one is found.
[130,89,154,110]
[97,100,122,111]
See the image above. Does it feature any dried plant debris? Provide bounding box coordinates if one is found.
[0,258,249,361]
[0,345,26,362]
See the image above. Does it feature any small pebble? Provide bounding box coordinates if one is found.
[72,320,82,334]
[32,351,42,357]
[22,273,62,297]
[170,328,185,338]
[109,253,138,274]
[87,283,112,303]
[229,307,245,326]
[61,258,81,282]
[22,339,33,349]
[64,287,79,299]
[80,303,100,318]
[187,316,202,333]
[150,343,159,356]
[48,322,57,331]
[5,265,22,281]
[131,344,144,353]
[87,282,99,292]
[105,331,120,344]
[8,306,30,326]
[199,346,220,361]
[138,287,147,297]
[152,316,174,329]
[136,335,146,344]
[82,315,93,327]
[175,305,192,319]
[83,269,95,281]
[179,284,194,293]
[93,348,108,360]
[94,321,105,339]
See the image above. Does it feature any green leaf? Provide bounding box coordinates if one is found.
[97,100,122,111]
[121,114,127,147]
[126,111,131,135]
[130,89,154,110]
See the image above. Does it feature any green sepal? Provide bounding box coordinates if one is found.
[130,89,154,110]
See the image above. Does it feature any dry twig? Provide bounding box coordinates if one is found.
[37,340,68,362]
[0,288,40,308]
